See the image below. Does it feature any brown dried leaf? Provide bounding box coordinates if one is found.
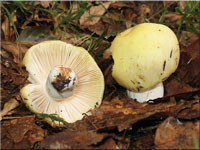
[80,2,111,27]
[39,91,199,149]
[155,117,200,149]
[165,39,200,96]
[110,1,135,9]
[97,138,118,149]
[137,4,151,23]
[59,91,199,137]
[179,31,199,48]
[1,12,17,41]
[0,99,20,120]
[1,41,29,62]
[103,48,112,60]
[124,8,137,28]
[41,130,113,149]
[1,116,44,149]
[34,1,55,8]
[1,42,29,106]
[87,20,106,36]
[179,1,186,11]
[164,13,182,24]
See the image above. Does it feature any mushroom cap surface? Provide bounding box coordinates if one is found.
[111,23,180,92]
[20,40,104,125]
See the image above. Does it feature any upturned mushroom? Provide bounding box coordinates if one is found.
[111,23,180,103]
[20,40,104,125]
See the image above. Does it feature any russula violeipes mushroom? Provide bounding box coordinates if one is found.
[111,23,180,103]
[20,40,104,125]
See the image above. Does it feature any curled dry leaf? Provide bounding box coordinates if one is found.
[179,1,186,11]
[1,116,44,149]
[1,11,17,41]
[164,13,182,24]
[80,2,112,27]
[0,98,20,120]
[155,116,200,149]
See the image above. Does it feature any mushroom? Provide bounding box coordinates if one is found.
[110,23,180,103]
[20,40,104,125]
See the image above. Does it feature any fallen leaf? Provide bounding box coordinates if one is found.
[0,98,20,120]
[1,41,29,62]
[1,116,44,149]
[123,8,137,28]
[97,138,118,149]
[80,2,112,27]
[155,116,200,149]
[103,48,112,59]
[109,1,135,9]
[34,1,55,8]
[1,11,17,41]
[1,42,29,106]
[165,39,200,96]
[164,13,182,23]
[178,1,186,11]
[137,4,151,23]
[41,129,113,149]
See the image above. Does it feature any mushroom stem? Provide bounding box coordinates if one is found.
[127,82,164,103]
[46,66,77,100]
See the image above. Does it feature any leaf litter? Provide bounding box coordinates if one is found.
[1,1,200,149]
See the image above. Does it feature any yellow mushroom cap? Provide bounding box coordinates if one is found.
[20,40,104,125]
[111,23,180,92]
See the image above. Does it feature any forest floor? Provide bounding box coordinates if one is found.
[1,1,200,149]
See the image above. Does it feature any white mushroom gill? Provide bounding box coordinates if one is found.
[20,41,104,125]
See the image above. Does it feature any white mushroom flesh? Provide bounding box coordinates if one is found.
[127,82,164,103]
[46,66,77,99]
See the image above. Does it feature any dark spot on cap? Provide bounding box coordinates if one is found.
[131,80,135,84]
[163,60,166,71]
[158,29,161,31]
[137,86,143,91]
[170,50,173,58]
